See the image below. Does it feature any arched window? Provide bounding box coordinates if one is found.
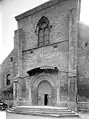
[6,74,11,86]
[37,16,50,47]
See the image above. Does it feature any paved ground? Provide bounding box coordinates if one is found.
[6,112,89,119]
[6,112,80,119]
[0,111,88,119]
[0,111,6,119]
[79,112,89,119]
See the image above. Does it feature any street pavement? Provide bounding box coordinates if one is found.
[0,111,89,119]
[0,111,6,119]
[79,112,89,119]
[6,112,80,119]
[6,111,89,119]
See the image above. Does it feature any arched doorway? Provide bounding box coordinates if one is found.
[37,80,52,106]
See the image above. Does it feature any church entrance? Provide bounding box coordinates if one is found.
[37,81,52,106]
[44,94,48,105]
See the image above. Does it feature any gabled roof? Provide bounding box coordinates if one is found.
[15,0,72,21]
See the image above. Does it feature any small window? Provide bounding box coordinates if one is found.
[85,42,88,47]
[6,74,11,86]
[10,57,13,62]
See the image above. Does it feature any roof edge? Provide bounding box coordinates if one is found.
[15,0,70,21]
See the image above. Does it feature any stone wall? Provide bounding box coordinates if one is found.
[13,0,79,109]
[60,72,68,101]
[15,71,68,106]
[78,23,89,102]
[0,0,80,109]
[17,0,77,51]
[0,49,18,106]
[22,42,69,76]
[0,49,17,89]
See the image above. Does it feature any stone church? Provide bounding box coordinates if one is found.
[1,0,89,112]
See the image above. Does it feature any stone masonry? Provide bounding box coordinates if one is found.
[2,0,89,112]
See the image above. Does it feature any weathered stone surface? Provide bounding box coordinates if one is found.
[18,0,76,51]
[0,0,83,111]
[77,23,89,103]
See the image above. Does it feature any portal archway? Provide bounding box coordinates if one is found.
[31,73,57,106]
[37,80,52,106]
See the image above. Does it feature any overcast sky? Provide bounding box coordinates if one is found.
[0,0,89,64]
[0,0,49,64]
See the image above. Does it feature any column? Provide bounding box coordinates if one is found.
[14,29,24,77]
[68,8,78,111]
[26,78,32,105]
[18,29,24,77]
[13,80,18,106]
[29,87,32,105]
[68,9,77,76]
[57,87,60,105]
[52,87,57,106]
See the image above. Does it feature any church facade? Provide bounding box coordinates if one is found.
[13,0,80,111]
[1,0,89,112]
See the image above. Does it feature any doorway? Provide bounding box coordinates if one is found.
[37,81,52,106]
[44,94,48,105]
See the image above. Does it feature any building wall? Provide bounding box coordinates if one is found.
[0,65,2,90]
[0,0,80,110]
[1,48,18,88]
[1,50,14,89]
[15,0,78,76]
[78,23,89,102]
[22,42,69,76]
[18,0,77,51]
[13,0,78,110]
[0,49,18,106]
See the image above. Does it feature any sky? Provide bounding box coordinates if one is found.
[0,0,89,64]
[0,0,49,64]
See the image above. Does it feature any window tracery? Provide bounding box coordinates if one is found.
[37,16,50,47]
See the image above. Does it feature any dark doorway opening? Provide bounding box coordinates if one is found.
[44,94,48,105]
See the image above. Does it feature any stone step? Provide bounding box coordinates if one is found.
[14,108,70,111]
[13,108,73,114]
[11,106,72,114]
[15,110,78,116]
[14,106,69,111]
[16,109,72,114]
[8,106,80,118]
[8,109,79,118]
